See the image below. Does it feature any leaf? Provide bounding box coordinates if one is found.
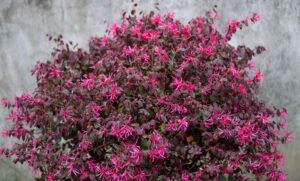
[141,138,150,149]
[218,175,227,181]
[186,135,194,143]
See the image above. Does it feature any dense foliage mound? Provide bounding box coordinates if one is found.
[0,8,291,181]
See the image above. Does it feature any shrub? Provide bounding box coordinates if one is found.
[0,6,291,181]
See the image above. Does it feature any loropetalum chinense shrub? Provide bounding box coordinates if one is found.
[0,7,292,181]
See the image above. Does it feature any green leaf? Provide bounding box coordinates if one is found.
[218,175,227,181]
[141,138,150,149]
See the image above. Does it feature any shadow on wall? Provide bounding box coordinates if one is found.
[0,158,34,181]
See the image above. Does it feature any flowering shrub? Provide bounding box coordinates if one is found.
[0,7,291,181]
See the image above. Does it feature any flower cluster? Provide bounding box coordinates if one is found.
[0,7,290,181]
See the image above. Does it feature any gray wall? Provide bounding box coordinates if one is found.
[0,0,299,180]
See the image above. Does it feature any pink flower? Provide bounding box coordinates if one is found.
[254,70,263,82]
[267,170,278,181]
[196,18,203,26]
[149,75,157,85]
[166,121,176,131]
[258,113,270,125]
[172,77,185,91]
[49,68,62,78]
[226,20,239,32]
[0,128,10,137]
[249,160,261,171]
[87,160,96,171]
[197,44,204,53]
[273,150,284,165]
[181,26,190,36]
[46,173,54,181]
[181,171,189,181]
[80,168,88,178]
[111,172,120,181]
[236,123,255,145]
[100,74,112,85]
[0,97,9,107]
[148,141,168,160]
[167,117,188,131]
[96,165,108,178]
[205,46,214,55]
[193,170,202,180]
[5,110,21,121]
[251,12,260,23]
[283,131,292,143]
[203,113,220,128]
[140,30,151,41]
[166,22,179,35]
[78,140,92,150]
[258,152,273,166]
[247,60,255,68]
[109,23,119,35]
[278,108,286,118]
[279,120,288,129]
[218,128,233,138]
[229,66,240,77]
[220,114,230,126]
[110,124,134,139]
[88,102,102,117]
[124,143,141,164]
[277,171,287,181]
[149,130,163,144]
[59,107,71,120]
[109,154,121,166]
[32,61,42,77]
[201,84,211,95]
[154,46,162,56]
[81,73,96,90]
[206,164,220,174]
[141,53,150,62]
[130,25,141,35]
[237,84,245,94]
[187,82,195,94]
[121,170,134,180]
[165,11,174,19]
[122,46,135,57]
[156,96,166,105]
[20,93,30,101]
[135,168,148,181]
[107,83,121,101]
[152,14,161,24]
[177,117,188,131]
[210,34,217,45]
[171,104,188,114]
[100,35,108,46]
[269,127,279,138]
[149,30,159,41]
[203,117,214,128]
[67,162,79,176]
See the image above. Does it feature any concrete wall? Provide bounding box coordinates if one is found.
[0,0,299,180]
